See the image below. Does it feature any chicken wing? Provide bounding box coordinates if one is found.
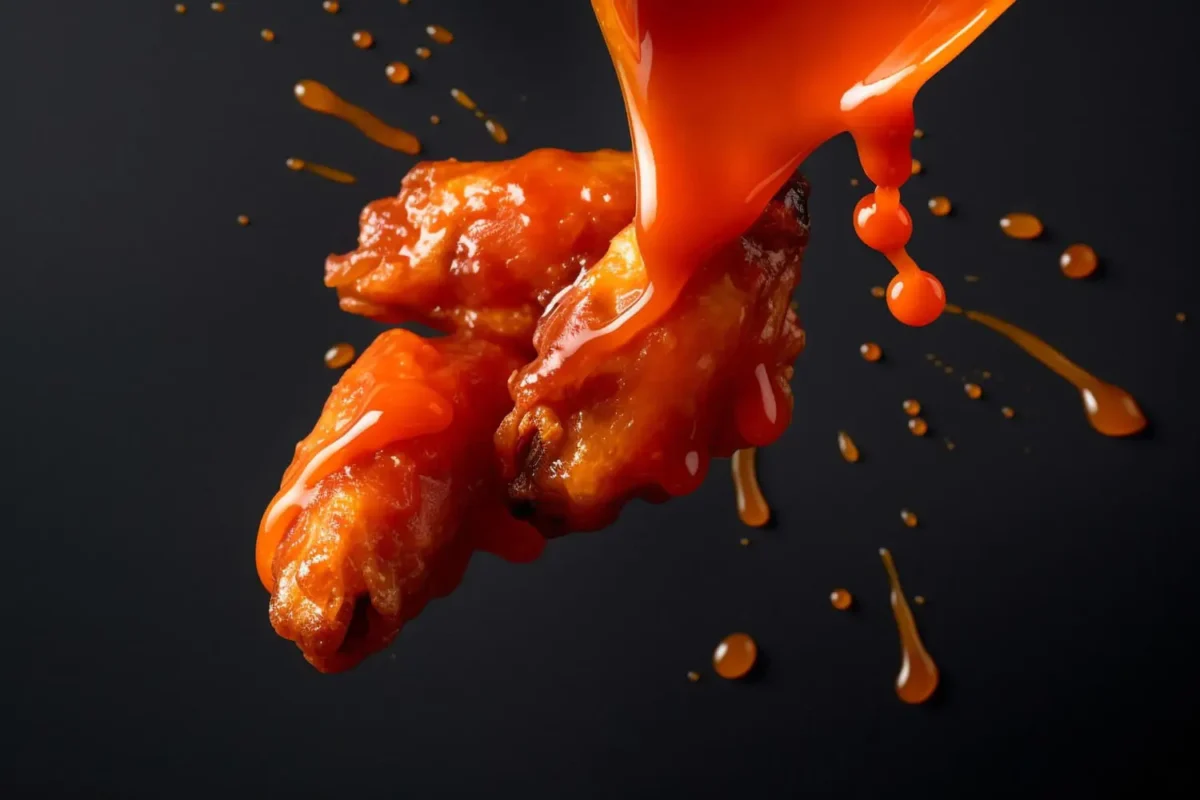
[325,148,636,344]
[495,174,810,535]
[258,330,544,673]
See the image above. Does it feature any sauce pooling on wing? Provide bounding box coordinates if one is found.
[578,0,1011,353]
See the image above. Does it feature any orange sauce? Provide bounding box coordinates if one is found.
[1176,311,1187,323]
[210,1,224,11]
[322,0,339,12]
[902,398,921,416]
[427,24,454,44]
[830,589,854,611]
[1059,244,1098,279]
[450,88,477,110]
[415,46,432,59]
[910,158,922,175]
[731,448,770,527]
[260,29,276,42]
[870,285,886,299]
[352,30,374,49]
[1001,405,1015,419]
[236,214,250,226]
[285,157,357,185]
[927,196,951,216]
[999,212,1043,240]
[963,382,982,399]
[485,119,509,144]
[907,417,928,436]
[385,62,411,84]
[913,128,925,139]
[175,3,187,13]
[859,342,882,362]
[430,115,441,125]
[713,633,758,679]
[880,548,939,703]
[837,431,860,463]
[943,304,1147,436]
[293,80,420,155]
[900,509,918,527]
[323,343,356,369]
[687,670,701,682]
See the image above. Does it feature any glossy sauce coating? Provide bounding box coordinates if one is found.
[880,548,939,703]
[732,448,771,527]
[713,633,758,679]
[294,80,420,155]
[943,304,1146,436]
[286,157,357,184]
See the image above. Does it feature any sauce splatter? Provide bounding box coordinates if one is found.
[1059,244,1098,279]
[450,88,478,110]
[927,196,951,216]
[385,62,411,84]
[859,342,882,362]
[322,0,339,12]
[900,509,918,527]
[285,157,357,185]
[731,448,770,528]
[999,212,1043,240]
[837,431,860,463]
[830,589,854,611]
[713,633,758,680]
[879,548,939,703]
[415,46,431,59]
[485,119,509,144]
[352,30,374,49]
[324,343,356,369]
[907,417,928,436]
[942,304,1146,436]
[964,274,980,282]
[1001,406,1015,419]
[902,399,921,416]
[260,29,276,42]
[293,80,420,155]
[236,214,250,226]
[426,24,454,44]
[963,382,982,399]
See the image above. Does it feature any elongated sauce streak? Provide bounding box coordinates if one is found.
[293,80,420,155]
[880,548,939,704]
[286,157,357,185]
[943,304,1147,436]
[731,448,770,527]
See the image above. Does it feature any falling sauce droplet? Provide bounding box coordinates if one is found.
[713,633,757,680]
[285,157,356,185]
[999,212,1043,240]
[837,430,860,463]
[450,88,477,110]
[174,3,187,13]
[1059,244,1098,279]
[210,1,224,11]
[870,286,885,299]
[385,62,411,84]
[323,343,356,369]
[293,80,420,154]
[927,196,951,217]
[322,0,339,12]
[830,589,854,611]
[859,342,882,362]
[352,30,374,49]
[880,548,939,704]
[910,158,922,175]
[260,29,275,42]
[426,24,454,44]
[964,382,983,400]
[687,671,700,682]
[942,304,1147,436]
[415,46,431,59]
[429,115,440,125]
[981,370,992,379]
[236,214,250,226]
[902,399,921,417]
[731,448,769,528]
[1001,406,1015,419]
[485,120,508,143]
[907,418,928,437]
[913,128,925,139]
[900,509,918,527]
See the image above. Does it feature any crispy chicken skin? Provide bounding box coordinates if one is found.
[495,174,810,535]
[259,330,544,673]
[325,148,636,345]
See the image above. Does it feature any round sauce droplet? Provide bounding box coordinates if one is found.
[963,382,982,400]
[209,1,224,11]
[260,29,275,42]
[859,342,882,362]
[927,196,951,216]
[485,119,509,144]
[324,343,356,369]
[870,285,885,299]
[236,214,250,226]
[886,270,946,327]
[426,24,454,44]
[900,509,918,527]
[415,46,431,59]
[910,158,922,175]
[385,62,411,84]
[352,30,374,49]
[322,1,339,13]
[1001,406,1015,419]
[174,3,187,13]
[854,191,912,253]
[907,417,928,437]
[830,589,854,611]
[999,212,1043,240]
[850,178,860,187]
[286,158,304,171]
[1059,244,1098,279]
[429,114,440,125]
[1176,311,1187,323]
[686,671,700,682]
[837,431,859,463]
[902,398,921,416]
[713,633,757,680]
[913,128,925,139]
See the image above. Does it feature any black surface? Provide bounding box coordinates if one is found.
[2,1,1198,796]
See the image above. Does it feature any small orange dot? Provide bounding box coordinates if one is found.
[385,62,411,84]
[944,438,956,451]
[907,417,928,436]
[415,46,432,59]
[739,537,751,547]
[285,158,305,171]
[830,589,854,611]
[687,671,700,682]
[914,595,926,605]
[713,633,757,680]
[870,285,885,299]
[174,3,187,13]
[943,366,954,374]
[429,115,441,125]
[964,274,980,282]
[1000,212,1044,240]
[209,2,224,11]
[1059,244,1098,279]
[1001,406,1015,419]
[913,128,925,139]
[324,343,356,369]
[927,196,951,216]
[426,24,454,44]
[260,29,275,42]
[236,214,250,226]
[910,158,922,175]
[486,119,509,144]
[352,30,374,49]
[322,1,339,13]
[859,342,882,362]
[850,178,860,187]
[900,509,918,527]
[1177,311,1188,323]
[964,382,983,400]
[902,399,921,417]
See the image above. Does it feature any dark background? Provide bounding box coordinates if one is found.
[2,0,1197,796]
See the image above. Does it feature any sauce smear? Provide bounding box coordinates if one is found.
[879,548,939,703]
[286,158,356,185]
[943,304,1146,436]
[294,80,420,155]
[731,448,770,527]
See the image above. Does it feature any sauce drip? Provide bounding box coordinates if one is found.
[963,382,982,399]
[900,509,918,527]
[902,398,921,416]
[293,80,420,155]
[385,62,411,84]
[837,431,860,463]
[999,212,1043,240]
[236,214,250,226]
[830,589,854,610]
[485,119,509,144]
[286,157,357,184]
[1059,243,1098,279]
[879,548,939,703]
[859,342,882,362]
[323,343,356,369]
[942,304,1147,436]
[713,633,758,680]
[927,195,951,216]
[352,30,374,49]
[415,46,431,59]
[731,448,770,528]
[907,417,928,436]
[451,88,477,110]
[426,24,454,44]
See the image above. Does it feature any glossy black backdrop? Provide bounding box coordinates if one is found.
[1,0,1198,796]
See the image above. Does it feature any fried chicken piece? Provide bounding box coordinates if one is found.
[495,174,810,535]
[325,148,636,344]
[257,330,544,673]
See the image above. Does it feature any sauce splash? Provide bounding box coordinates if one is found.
[286,157,357,185]
[943,304,1147,436]
[879,548,939,703]
[731,448,770,527]
[293,80,421,155]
